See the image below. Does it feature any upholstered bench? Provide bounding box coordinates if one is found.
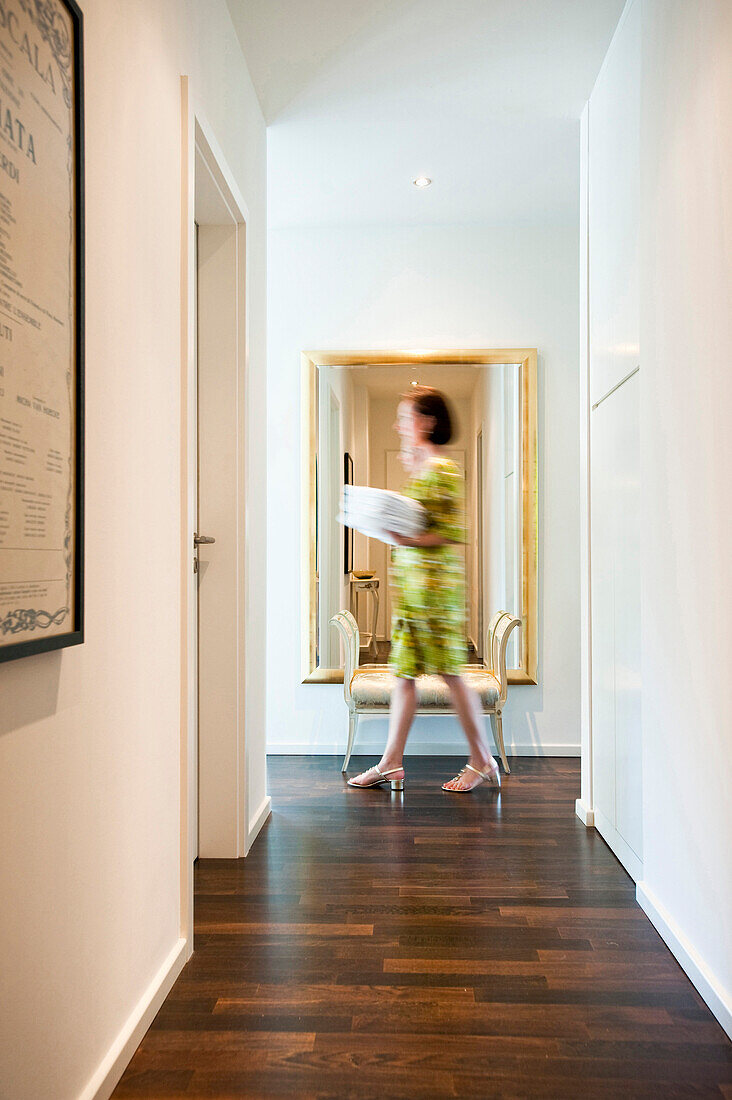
[329,609,521,774]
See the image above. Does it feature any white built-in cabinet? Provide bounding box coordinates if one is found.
[585,0,643,880]
[590,374,642,878]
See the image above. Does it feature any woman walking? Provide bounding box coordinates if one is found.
[348,385,500,793]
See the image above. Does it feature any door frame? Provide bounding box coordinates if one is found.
[577,102,595,830]
[180,79,265,953]
[476,428,484,659]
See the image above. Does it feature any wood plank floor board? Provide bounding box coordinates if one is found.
[113,757,732,1098]
[112,1069,194,1097]
[150,1012,354,1035]
[453,1071,721,1098]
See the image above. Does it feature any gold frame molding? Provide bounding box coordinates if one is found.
[301,349,538,686]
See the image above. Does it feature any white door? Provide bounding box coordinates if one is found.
[193,139,248,859]
[191,224,200,859]
[182,103,264,947]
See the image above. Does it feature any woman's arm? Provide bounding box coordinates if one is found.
[387,531,455,548]
[390,457,464,549]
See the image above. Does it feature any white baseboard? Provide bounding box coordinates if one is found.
[593,806,643,882]
[246,794,271,854]
[636,880,732,1041]
[267,742,580,757]
[79,937,188,1100]
[575,798,595,827]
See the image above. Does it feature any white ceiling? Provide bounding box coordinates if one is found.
[331,363,501,399]
[226,0,624,227]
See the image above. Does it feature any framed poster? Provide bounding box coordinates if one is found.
[0,0,84,663]
[343,451,353,574]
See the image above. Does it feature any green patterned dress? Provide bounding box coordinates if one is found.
[389,455,467,678]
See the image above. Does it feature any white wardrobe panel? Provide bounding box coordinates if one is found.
[590,374,642,880]
[590,406,616,824]
[588,0,640,407]
[587,0,642,882]
[612,372,642,863]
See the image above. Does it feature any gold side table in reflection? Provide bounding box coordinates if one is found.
[349,572,379,659]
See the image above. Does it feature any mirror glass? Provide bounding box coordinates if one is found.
[313,362,524,674]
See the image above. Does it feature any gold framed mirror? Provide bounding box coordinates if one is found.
[301,349,538,685]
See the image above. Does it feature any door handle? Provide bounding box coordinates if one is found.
[194,533,216,546]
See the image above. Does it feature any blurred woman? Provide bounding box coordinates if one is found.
[348,385,500,793]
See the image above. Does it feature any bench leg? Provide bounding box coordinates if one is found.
[342,712,358,773]
[490,712,510,774]
[370,587,379,659]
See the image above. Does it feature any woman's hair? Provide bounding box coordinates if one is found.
[402,384,454,445]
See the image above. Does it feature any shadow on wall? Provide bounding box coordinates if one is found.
[0,650,62,738]
[518,706,544,754]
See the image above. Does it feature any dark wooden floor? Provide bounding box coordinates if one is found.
[115,756,732,1099]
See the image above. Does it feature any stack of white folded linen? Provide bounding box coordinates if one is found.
[338,485,426,545]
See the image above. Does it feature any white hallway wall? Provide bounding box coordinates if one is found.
[267,220,580,756]
[0,2,267,1097]
[636,0,732,1037]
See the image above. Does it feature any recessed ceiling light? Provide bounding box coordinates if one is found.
[412,176,432,188]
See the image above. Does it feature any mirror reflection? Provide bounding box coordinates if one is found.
[315,363,523,674]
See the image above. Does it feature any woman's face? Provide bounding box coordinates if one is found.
[395,399,432,446]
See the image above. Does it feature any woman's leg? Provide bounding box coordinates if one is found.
[441,673,497,784]
[380,676,417,770]
[347,676,416,785]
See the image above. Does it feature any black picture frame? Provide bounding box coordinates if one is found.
[0,0,85,664]
[343,452,354,574]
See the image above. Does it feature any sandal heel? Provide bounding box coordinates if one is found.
[390,778,405,791]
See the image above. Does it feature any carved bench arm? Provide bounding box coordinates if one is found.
[329,611,360,705]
